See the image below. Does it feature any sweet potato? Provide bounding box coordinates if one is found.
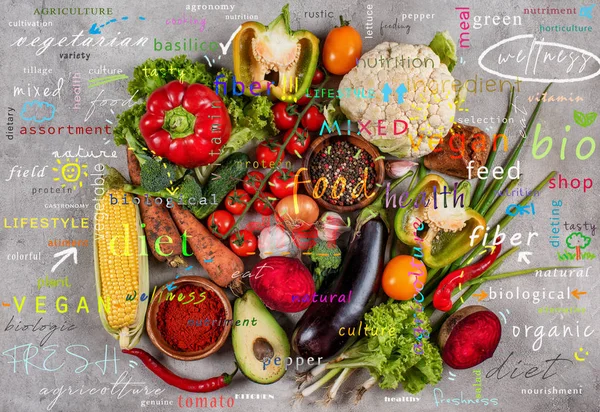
[170,203,244,291]
[127,149,184,267]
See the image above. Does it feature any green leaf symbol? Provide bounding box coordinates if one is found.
[574,110,597,127]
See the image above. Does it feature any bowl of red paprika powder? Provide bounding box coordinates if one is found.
[145,276,232,361]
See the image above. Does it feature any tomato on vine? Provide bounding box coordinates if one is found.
[256,140,284,167]
[242,171,265,195]
[207,210,235,239]
[284,128,311,157]
[225,189,251,215]
[268,169,296,199]
[272,102,298,130]
[301,106,326,132]
[229,230,257,257]
[253,191,278,215]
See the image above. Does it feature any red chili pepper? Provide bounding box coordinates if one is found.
[122,348,237,392]
[139,80,232,168]
[433,242,502,312]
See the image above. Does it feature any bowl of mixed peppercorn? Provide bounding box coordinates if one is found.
[301,133,385,213]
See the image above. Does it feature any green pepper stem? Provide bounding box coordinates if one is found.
[163,106,196,139]
[355,171,414,234]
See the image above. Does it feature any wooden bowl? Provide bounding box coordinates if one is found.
[146,276,232,361]
[301,133,385,213]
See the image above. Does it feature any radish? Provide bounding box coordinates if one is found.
[438,306,501,369]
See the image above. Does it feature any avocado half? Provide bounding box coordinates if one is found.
[232,290,290,384]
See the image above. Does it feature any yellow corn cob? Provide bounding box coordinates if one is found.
[94,166,149,349]
[97,188,139,329]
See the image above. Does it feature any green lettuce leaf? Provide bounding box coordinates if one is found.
[332,300,443,394]
[127,55,215,100]
[429,31,457,72]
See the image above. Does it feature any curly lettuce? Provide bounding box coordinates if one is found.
[333,300,443,394]
[194,68,278,184]
[127,55,215,100]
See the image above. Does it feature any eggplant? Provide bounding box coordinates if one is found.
[292,218,387,359]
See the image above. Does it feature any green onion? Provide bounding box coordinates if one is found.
[471,87,515,206]
[483,178,519,223]
[476,83,553,215]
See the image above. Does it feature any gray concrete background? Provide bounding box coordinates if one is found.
[1,0,599,411]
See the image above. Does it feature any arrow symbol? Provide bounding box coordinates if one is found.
[517,251,532,265]
[52,247,78,273]
[473,290,489,301]
[382,83,393,103]
[165,186,179,196]
[571,289,587,300]
[395,83,408,104]
[89,16,144,35]
[89,23,102,35]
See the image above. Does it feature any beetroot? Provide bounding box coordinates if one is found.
[250,257,315,313]
[438,306,501,369]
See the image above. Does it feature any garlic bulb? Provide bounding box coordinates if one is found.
[385,160,418,179]
[316,212,351,241]
[258,225,299,259]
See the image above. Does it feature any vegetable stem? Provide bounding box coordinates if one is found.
[471,87,515,206]
[448,171,556,275]
[300,368,342,398]
[476,83,552,214]
[483,178,519,222]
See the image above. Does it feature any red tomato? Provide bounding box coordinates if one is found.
[297,89,315,106]
[256,140,283,167]
[229,230,258,257]
[268,169,296,199]
[207,210,235,239]
[242,171,265,195]
[253,191,278,215]
[225,189,251,215]
[284,128,311,157]
[301,107,326,132]
[293,227,318,251]
[272,102,298,130]
[311,68,325,86]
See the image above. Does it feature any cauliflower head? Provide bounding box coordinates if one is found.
[339,42,456,159]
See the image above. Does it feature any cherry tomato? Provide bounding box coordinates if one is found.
[256,140,284,167]
[207,210,235,239]
[229,230,257,257]
[224,189,251,215]
[297,89,315,106]
[284,128,311,157]
[253,191,278,215]
[301,107,326,132]
[382,255,428,300]
[323,21,362,75]
[268,169,296,199]
[311,68,325,86]
[272,102,298,130]
[242,171,265,195]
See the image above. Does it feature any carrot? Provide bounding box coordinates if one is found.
[127,149,185,268]
[170,203,244,292]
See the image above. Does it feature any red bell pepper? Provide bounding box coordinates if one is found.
[139,80,231,168]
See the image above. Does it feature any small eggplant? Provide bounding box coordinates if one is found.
[292,218,386,359]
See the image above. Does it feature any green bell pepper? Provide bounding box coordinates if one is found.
[394,174,487,268]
